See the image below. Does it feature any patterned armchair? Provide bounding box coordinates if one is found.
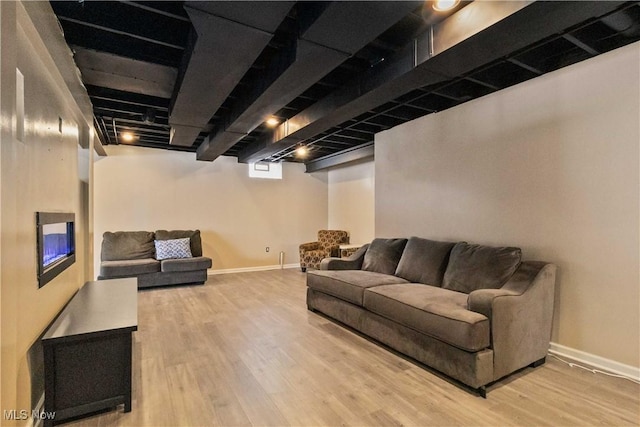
[299,230,349,272]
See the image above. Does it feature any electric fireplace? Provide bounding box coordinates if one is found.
[37,212,75,288]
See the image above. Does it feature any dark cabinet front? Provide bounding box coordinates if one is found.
[42,279,137,426]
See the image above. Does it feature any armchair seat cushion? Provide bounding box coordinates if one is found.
[363,283,490,352]
[100,258,160,277]
[161,256,212,272]
[307,270,408,306]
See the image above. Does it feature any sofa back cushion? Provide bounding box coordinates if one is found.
[395,237,456,286]
[362,238,408,275]
[101,231,155,261]
[155,230,202,257]
[442,242,522,293]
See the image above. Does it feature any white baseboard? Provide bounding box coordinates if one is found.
[549,342,640,381]
[207,263,301,275]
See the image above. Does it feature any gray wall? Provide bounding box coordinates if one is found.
[375,43,639,368]
[328,160,375,245]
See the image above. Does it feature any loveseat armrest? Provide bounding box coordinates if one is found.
[320,244,369,270]
[467,261,557,380]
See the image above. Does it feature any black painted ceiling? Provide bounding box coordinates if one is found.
[50,1,640,169]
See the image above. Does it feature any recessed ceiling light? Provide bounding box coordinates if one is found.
[265,117,280,127]
[121,132,135,142]
[295,146,308,157]
[433,0,460,11]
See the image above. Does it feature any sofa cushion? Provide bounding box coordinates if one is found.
[155,230,203,257]
[101,231,155,261]
[155,238,192,260]
[395,237,456,286]
[100,258,160,277]
[161,256,212,272]
[362,238,408,275]
[307,270,408,306]
[442,242,522,294]
[363,283,490,352]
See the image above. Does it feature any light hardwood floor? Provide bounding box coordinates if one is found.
[68,269,639,426]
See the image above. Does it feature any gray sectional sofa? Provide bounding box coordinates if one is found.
[98,230,212,288]
[306,237,557,396]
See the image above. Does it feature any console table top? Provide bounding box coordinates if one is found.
[42,278,138,343]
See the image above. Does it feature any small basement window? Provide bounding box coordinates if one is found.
[249,162,282,180]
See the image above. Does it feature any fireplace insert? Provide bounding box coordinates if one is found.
[37,212,75,288]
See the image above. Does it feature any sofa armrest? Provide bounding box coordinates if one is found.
[468,261,557,380]
[320,244,369,270]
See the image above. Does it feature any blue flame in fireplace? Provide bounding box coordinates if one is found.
[42,224,72,269]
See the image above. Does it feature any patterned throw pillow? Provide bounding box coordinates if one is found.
[154,238,193,260]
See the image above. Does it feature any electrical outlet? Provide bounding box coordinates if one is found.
[265,247,270,252]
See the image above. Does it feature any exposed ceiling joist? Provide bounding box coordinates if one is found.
[74,48,177,98]
[196,1,422,161]
[238,0,628,163]
[49,0,640,162]
[119,1,191,22]
[58,16,185,50]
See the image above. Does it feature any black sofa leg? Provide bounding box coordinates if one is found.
[477,386,487,398]
[301,267,307,272]
[530,357,546,368]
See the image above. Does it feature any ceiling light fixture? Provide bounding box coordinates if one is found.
[120,132,135,142]
[432,0,460,12]
[265,117,280,127]
[295,146,308,158]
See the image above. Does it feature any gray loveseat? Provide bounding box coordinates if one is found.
[306,237,557,396]
[98,230,212,288]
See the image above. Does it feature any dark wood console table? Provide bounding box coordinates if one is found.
[42,278,137,426]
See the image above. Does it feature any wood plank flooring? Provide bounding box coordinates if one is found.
[67,269,639,426]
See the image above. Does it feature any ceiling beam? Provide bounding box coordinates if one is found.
[305,143,374,173]
[118,1,190,22]
[57,16,184,50]
[90,95,169,111]
[196,1,422,161]
[562,34,600,56]
[506,58,542,75]
[170,125,203,148]
[238,1,627,163]
[168,1,294,146]
[74,48,177,98]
